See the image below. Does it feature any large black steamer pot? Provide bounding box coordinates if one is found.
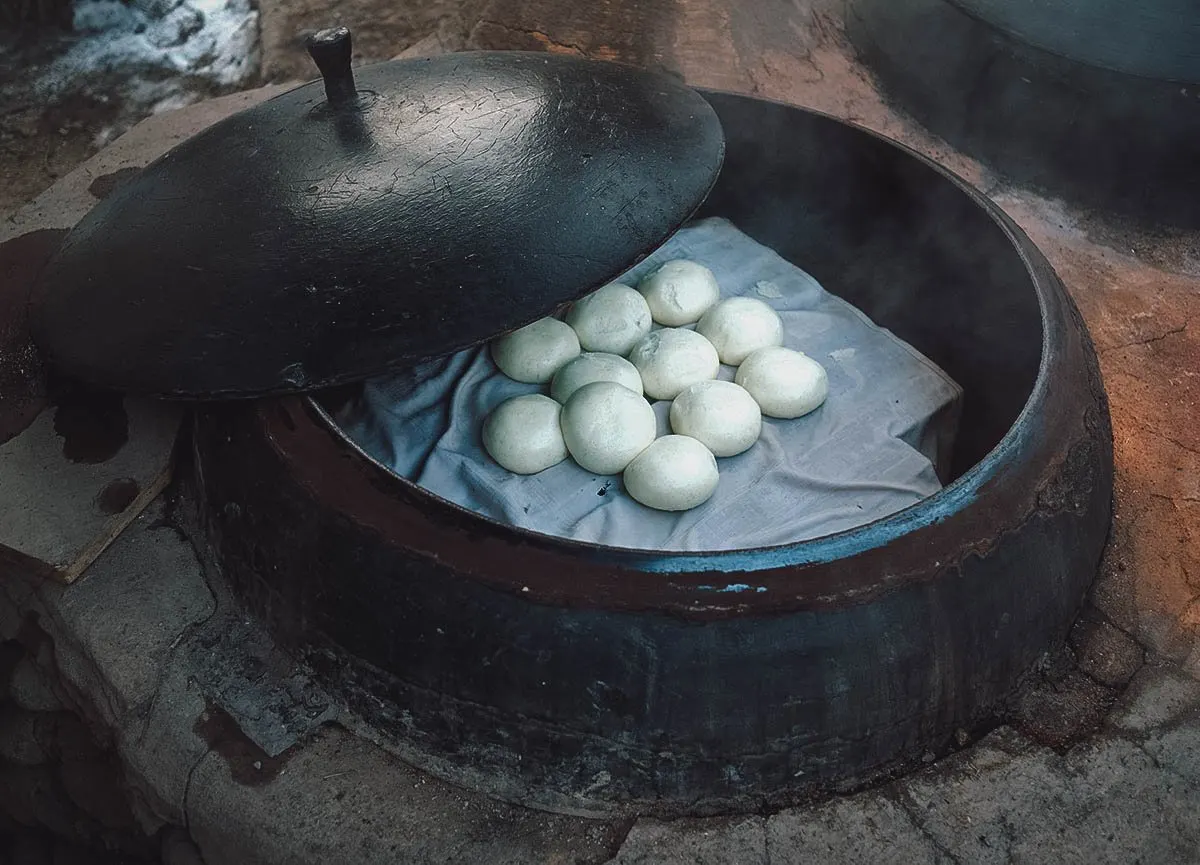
[191,91,1113,815]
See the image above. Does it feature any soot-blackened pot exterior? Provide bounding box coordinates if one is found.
[192,92,1113,815]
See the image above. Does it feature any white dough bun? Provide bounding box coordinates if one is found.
[735,346,829,419]
[560,381,657,475]
[628,328,720,400]
[637,260,721,326]
[669,380,762,457]
[491,317,581,383]
[550,352,643,403]
[623,435,719,511]
[483,394,569,474]
[566,283,653,355]
[696,297,784,365]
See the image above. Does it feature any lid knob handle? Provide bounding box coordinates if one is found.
[307,27,357,107]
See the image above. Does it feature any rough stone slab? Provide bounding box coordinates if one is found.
[611,817,767,865]
[0,398,180,583]
[899,734,1200,865]
[8,655,65,713]
[1070,615,1145,689]
[1142,715,1200,785]
[114,662,211,832]
[764,795,950,864]
[0,707,51,766]
[1110,665,1200,734]
[185,724,626,865]
[48,500,215,720]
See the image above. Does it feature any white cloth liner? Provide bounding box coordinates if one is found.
[337,217,963,552]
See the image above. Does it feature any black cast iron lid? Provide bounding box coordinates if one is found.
[29,29,725,398]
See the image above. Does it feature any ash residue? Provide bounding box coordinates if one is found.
[0,0,259,217]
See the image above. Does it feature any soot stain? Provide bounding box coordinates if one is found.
[96,477,140,514]
[194,702,294,786]
[87,167,141,201]
[0,228,67,444]
[50,377,128,463]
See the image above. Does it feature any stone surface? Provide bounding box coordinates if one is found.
[160,828,204,865]
[0,707,51,766]
[612,817,767,864]
[0,397,180,583]
[1142,715,1200,785]
[186,724,627,865]
[8,657,64,713]
[1012,668,1115,749]
[765,797,947,864]
[49,500,214,719]
[1071,615,1146,689]
[899,730,1200,865]
[1111,665,1200,734]
[113,663,210,831]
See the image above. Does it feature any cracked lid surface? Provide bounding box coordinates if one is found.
[30,44,724,398]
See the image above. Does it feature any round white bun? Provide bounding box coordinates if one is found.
[669,380,762,457]
[628,328,720,401]
[491,317,580,383]
[566,283,653,356]
[696,297,784,365]
[734,346,829,419]
[550,352,643,403]
[637,260,721,326]
[623,435,719,512]
[483,394,569,474]
[560,381,657,475]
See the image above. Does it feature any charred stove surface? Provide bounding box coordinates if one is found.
[0,229,63,445]
[192,91,1113,814]
[49,380,129,465]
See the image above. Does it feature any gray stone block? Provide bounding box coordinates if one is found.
[1071,617,1145,689]
[0,398,179,584]
[612,817,767,865]
[0,707,50,766]
[186,724,623,865]
[53,503,215,721]
[8,658,64,713]
[765,795,949,864]
[10,834,53,865]
[1142,714,1200,785]
[114,664,211,831]
[899,735,1200,864]
[58,759,138,832]
[1111,667,1200,733]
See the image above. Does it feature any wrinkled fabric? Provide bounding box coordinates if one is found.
[337,217,962,552]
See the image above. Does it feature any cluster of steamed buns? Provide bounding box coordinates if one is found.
[483,260,829,512]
